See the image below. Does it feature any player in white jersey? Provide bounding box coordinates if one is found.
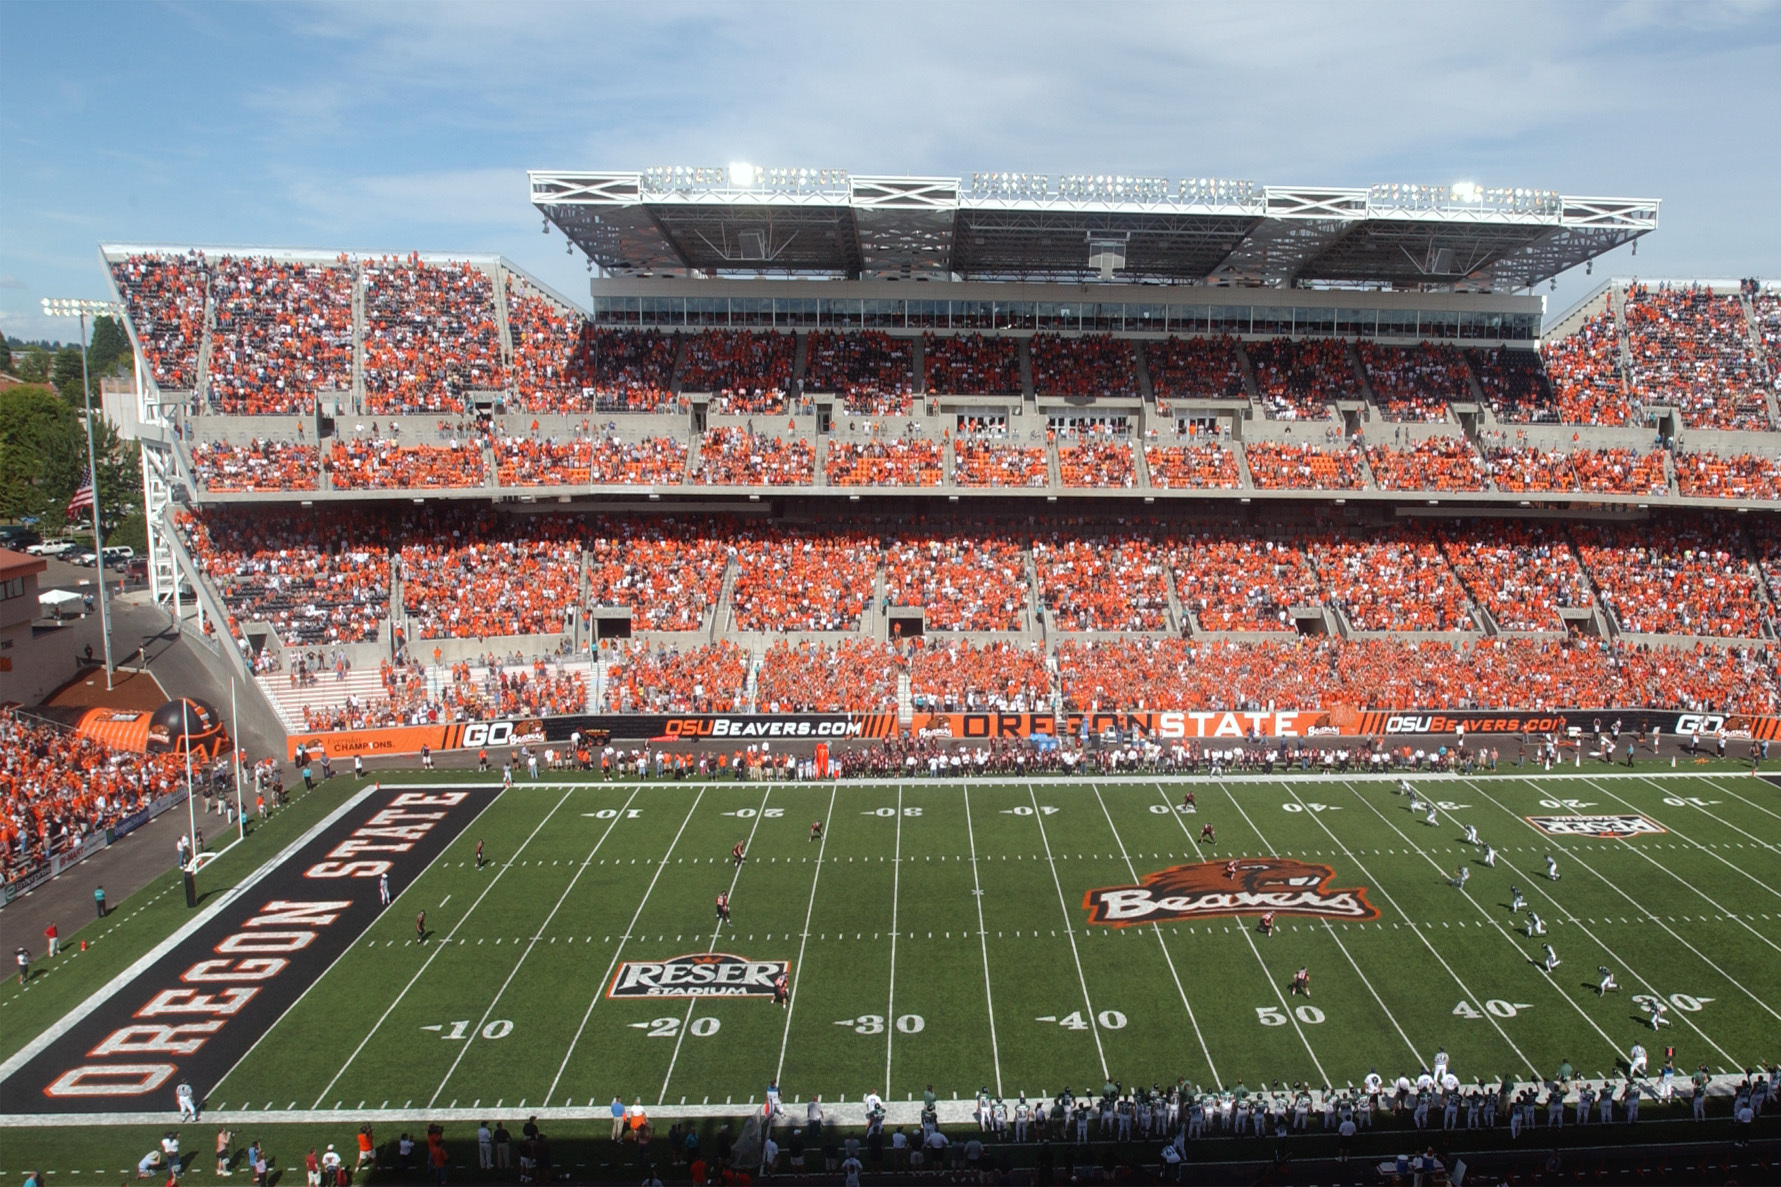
[1482,844,1497,868]
[1452,865,1470,889]
[1398,779,1414,797]
[1433,1048,1450,1081]
[1527,911,1545,936]
[1597,965,1619,995]
[1426,803,1439,826]
[1647,997,1669,1030]
[1014,1096,1030,1141]
[1509,885,1526,912]
[1546,854,1560,881]
[1629,1043,1648,1077]
[1542,943,1561,972]
[1463,824,1479,846]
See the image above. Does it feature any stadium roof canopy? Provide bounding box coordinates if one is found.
[531,167,1659,292]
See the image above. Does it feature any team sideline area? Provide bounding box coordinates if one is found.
[2,766,1776,1181]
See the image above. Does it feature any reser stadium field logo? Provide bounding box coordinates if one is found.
[1526,814,1667,838]
[608,953,789,998]
[1082,858,1379,927]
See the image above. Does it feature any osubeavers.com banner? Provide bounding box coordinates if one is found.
[288,706,1781,761]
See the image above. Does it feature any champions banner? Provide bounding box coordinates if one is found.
[288,706,1781,761]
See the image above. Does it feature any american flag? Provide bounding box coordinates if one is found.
[65,481,94,519]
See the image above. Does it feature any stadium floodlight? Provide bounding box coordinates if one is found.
[729,161,756,188]
[41,296,125,690]
[1451,182,1481,204]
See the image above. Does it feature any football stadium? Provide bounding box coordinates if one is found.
[3,159,1780,1185]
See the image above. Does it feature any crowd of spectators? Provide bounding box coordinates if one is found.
[190,439,320,493]
[1364,437,1488,492]
[1437,521,1593,633]
[583,328,678,412]
[1143,441,1240,489]
[1467,346,1556,423]
[1034,532,1172,631]
[1622,283,1770,430]
[1144,336,1247,400]
[954,439,1049,487]
[399,515,581,640]
[179,507,390,646]
[493,433,688,487]
[1675,451,1781,500]
[803,330,913,414]
[302,657,586,731]
[363,256,506,413]
[602,641,747,713]
[756,638,898,712]
[907,638,1051,711]
[1171,532,1319,632]
[729,530,877,631]
[1057,438,1136,488]
[824,438,944,487]
[1306,533,1475,632]
[208,256,353,415]
[1539,307,1631,425]
[585,517,728,632]
[1484,445,1668,496]
[109,252,208,390]
[882,532,1029,631]
[329,438,489,489]
[504,275,596,412]
[1357,342,1470,422]
[1246,338,1356,420]
[923,333,1020,394]
[1243,442,1367,490]
[694,426,814,486]
[680,331,794,414]
[1573,520,1771,638]
[1755,291,1781,363]
[2,710,188,891]
[1029,333,1137,398]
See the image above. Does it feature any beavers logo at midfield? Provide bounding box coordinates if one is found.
[1083,858,1379,927]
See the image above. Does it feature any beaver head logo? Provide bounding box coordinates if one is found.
[1083,857,1378,927]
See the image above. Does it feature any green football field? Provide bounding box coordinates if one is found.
[191,767,1781,1119]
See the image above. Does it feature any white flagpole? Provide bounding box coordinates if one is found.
[232,678,245,841]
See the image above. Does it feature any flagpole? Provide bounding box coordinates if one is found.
[232,678,245,842]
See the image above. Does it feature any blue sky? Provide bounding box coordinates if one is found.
[3,0,1778,343]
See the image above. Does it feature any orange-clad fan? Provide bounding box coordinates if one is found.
[1468,346,1556,423]
[1171,531,1320,632]
[954,439,1048,487]
[1365,437,1488,492]
[603,641,749,714]
[1144,335,1247,401]
[681,330,794,414]
[399,513,580,640]
[1245,442,1367,490]
[1436,521,1593,633]
[906,638,1051,712]
[1484,445,1667,496]
[303,656,586,731]
[756,639,900,713]
[1676,451,1781,500]
[694,426,814,486]
[825,438,944,487]
[584,516,728,632]
[923,333,1020,394]
[1144,440,1240,490]
[882,532,1029,632]
[1305,531,1475,631]
[1539,307,1631,425]
[493,432,687,487]
[729,529,877,632]
[208,256,353,415]
[1033,533,1172,631]
[1057,435,1136,488]
[1357,341,1471,423]
[1573,520,1770,637]
[328,438,489,489]
[1247,338,1356,421]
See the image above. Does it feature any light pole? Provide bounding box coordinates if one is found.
[41,297,124,690]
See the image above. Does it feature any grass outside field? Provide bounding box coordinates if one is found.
[2,764,1777,1180]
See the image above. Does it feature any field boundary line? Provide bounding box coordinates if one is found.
[0,784,381,1087]
[656,783,775,1106]
[884,784,903,1097]
[961,786,1003,1098]
[308,783,573,1109]
[1341,781,1619,1067]
[1091,783,1218,1085]
[1467,779,1776,1046]
[742,770,1748,788]
[1026,781,1108,1078]
[545,785,709,1107]
[426,786,641,1107]
[773,781,841,1085]
[1215,782,1422,1070]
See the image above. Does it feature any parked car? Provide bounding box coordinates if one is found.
[25,540,77,558]
[1,527,42,551]
[102,546,135,564]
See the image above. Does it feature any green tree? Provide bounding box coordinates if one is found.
[0,339,11,372]
[88,314,129,376]
[51,344,88,408]
[0,385,85,523]
[15,345,51,384]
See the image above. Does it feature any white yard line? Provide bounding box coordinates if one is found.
[545,786,708,1107]
[961,785,1003,1098]
[426,786,640,1107]
[1341,781,1618,1068]
[1460,777,1752,1062]
[656,783,775,1105]
[1626,777,1781,876]
[0,783,384,1088]
[1214,782,1421,1071]
[1627,778,1781,855]
[1701,774,1781,824]
[1026,781,1108,1078]
[1091,784,1219,1085]
[773,781,841,1084]
[884,784,903,1097]
[309,783,576,1109]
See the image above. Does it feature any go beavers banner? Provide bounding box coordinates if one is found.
[287,706,1781,761]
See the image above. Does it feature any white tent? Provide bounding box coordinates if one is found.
[38,589,82,617]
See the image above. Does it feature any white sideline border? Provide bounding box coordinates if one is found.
[0,784,383,1087]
